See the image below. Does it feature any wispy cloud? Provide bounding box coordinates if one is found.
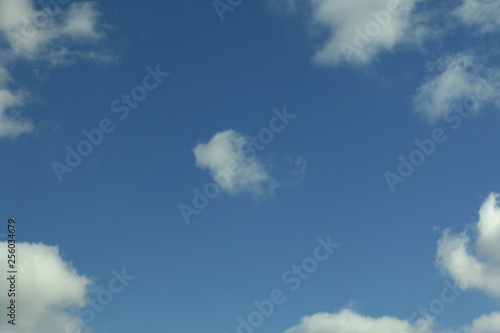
[285,156,307,186]
[0,87,32,139]
[454,0,500,34]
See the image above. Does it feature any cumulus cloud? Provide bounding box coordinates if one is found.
[283,309,435,333]
[0,242,91,333]
[0,0,109,139]
[281,193,500,333]
[454,0,500,34]
[475,194,500,266]
[436,193,500,298]
[284,309,500,333]
[193,130,277,197]
[463,311,500,333]
[413,53,500,122]
[0,0,105,63]
[278,0,428,66]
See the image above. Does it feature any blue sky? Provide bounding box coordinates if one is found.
[1,0,500,333]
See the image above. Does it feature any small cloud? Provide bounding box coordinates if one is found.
[61,2,105,40]
[193,130,277,197]
[413,52,500,123]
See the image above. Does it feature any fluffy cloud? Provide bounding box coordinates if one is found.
[0,0,105,63]
[284,309,500,333]
[413,53,500,122]
[436,193,500,298]
[279,0,427,66]
[283,309,435,333]
[0,0,108,139]
[463,312,500,333]
[281,194,500,333]
[454,0,500,34]
[193,130,277,197]
[475,193,500,266]
[0,242,91,333]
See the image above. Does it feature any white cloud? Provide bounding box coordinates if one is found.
[436,193,500,298]
[475,193,500,266]
[280,0,427,66]
[0,67,33,138]
[283,309,435,333]
[413,53,500,122]
[282,194,500,333]
[464,311,500,333]
[0,242,91,333]
[62,2,103,40]
[193,130,277,197]
[454,0,500,34]
[0,0,105,63]
[283,309,500,333]
[0,0,109,139]
[0,88,33,138]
